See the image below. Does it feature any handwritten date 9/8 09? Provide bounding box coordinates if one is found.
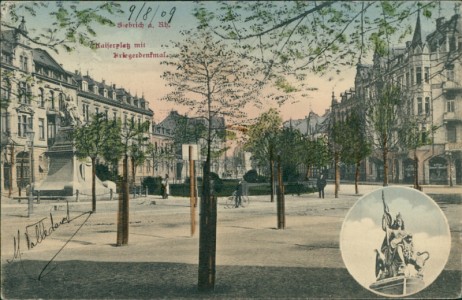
[128,2,176,25]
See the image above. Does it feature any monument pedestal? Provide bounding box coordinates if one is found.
[35,127,111,198]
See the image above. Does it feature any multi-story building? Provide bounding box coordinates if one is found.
[1,20,154,196]
[330,12,462,185]
[150,120,176,181]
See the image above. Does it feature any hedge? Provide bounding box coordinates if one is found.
[166,181,315,197]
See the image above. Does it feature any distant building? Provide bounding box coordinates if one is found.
[283,110,328,139]
[154,111,227,181]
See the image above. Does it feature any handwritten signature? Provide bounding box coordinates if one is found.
[7,202,93,280]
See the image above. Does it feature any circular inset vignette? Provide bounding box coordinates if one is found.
[340,186,451,297]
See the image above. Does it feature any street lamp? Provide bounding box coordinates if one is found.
[26,128,35,217]
[446,151,453,187]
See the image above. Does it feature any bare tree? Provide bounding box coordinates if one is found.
[161,28,259,291]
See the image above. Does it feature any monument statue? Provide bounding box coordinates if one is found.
[60,96,83,126]
[370,191,430,295]
[35,94,111,198]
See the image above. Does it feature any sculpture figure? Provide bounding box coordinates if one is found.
[374,191,430,281]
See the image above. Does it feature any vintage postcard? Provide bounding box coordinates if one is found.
[1,1,461,299]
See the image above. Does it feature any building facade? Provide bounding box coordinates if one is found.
[330,12,462,185]
[1,21,154,196]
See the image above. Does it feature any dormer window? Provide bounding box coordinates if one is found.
[93,85,98,94]
[103,89,108,98]
[134,99,138,107]
[82,81,88,91]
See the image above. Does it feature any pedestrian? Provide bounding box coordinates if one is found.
[161,174,170,199]
[235,180,243,207]
[316,174,327,198]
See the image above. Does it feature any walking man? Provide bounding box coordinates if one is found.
[316,174,327,198]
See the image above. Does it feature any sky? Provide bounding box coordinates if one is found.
[7,1,460,123]
[340,186,451,296]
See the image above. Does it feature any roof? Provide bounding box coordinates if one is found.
[32,48,68,72]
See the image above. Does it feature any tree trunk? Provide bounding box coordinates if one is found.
[334,151,340,198]
[198,91,217,292]
[91,157,96,212]
[9,144,14,197]
[276,155,285,229]
[382,143,389,187]
[270,147,275,203]
[117,154,129,245]
[131,156,136,188]
[413,149,420,190]
[355,160,360,195]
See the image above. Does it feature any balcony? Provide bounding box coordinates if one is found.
[442,81,462,91]
[46,107,59,115]
[445,142,462,151]
[443,111,462,123]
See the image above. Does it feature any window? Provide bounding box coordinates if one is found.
[93,85,98,94]
[39,88,45,107]
[417,97,423,115]
[1,79,11,100]
[447,100,455,112]
[146,161,151,173]
[59,93,65,112]
[82,81,88,92]
[19,55,28,72]
[410,68,414,85]
[113,112,117,120]
[424,67,430,83]
[103,89,108,98]
[406,72,410,87]
[425,97,430,115]
[416,67,422,85]
[1,112,10,133]
[105,109,109,120]
[38,118,45,139]
[82,104,90,122]
[449,37,456,51]
[50,91,55,109]
[447,125,456,143]
[95,107,99,115]
[17,115,29,137]
[446,64,454,81]
[47,118,56,140]
[18,82,29,104]
[124,114,128,128]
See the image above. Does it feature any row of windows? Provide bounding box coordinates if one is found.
[81,81,147,109]
[16,114,47,140]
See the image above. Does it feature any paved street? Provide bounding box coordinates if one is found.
[1,184,461,299]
